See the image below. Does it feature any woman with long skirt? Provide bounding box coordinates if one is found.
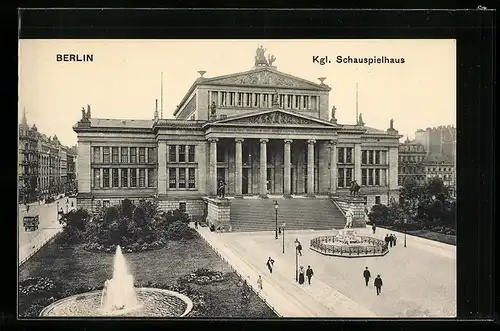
[298,266,305,285]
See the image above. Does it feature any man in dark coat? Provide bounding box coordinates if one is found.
[296,241,303,256]
[393,234,397,246]
[306,265,314,285]
[374,275,383,295]
[372,222,376,234]
[266,257,275,274]
[385,234,390,247]
[363,267,371,286]
[389,234,393,247]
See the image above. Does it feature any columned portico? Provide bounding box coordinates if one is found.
[283,139,292,198]
[307,139,315,196]
[259,138,269,198]
[208,138,218,197]
[329,140,337,194]
[234,138,244,197]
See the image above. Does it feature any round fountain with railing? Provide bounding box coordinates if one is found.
[40,246,193,317]
[310,228,389,258]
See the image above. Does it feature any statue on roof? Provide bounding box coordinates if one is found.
[81,107,86,120]
[331,106,337,119]
[86,104,91,119]
[255,45,269,66]
[390,118,394,129]
[268,54,276,66]
[358,113,365,126]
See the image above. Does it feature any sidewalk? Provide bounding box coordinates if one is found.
[195,226,376,317]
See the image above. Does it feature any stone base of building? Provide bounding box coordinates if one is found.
[203,197,232,233]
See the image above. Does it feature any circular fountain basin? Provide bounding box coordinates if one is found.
[310,235,388,258]
[40,287,193,317]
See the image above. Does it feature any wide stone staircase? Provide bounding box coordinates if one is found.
[229,198,346,232]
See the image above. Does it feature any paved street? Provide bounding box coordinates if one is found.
[18,197,76,264]
[196,226,456,318]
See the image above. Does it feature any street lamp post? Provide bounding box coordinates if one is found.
[274,200,279,240]
[294,238,300,282]
[281,223,286,254]
[404,218,407,247]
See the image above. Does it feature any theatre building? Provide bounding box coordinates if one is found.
[74,50,402,228]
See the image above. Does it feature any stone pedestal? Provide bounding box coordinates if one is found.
[331,195,367,228]
[204,197,232,232]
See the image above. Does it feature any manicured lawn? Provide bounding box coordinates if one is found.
[19,233,277,318]
[377,226,456,245]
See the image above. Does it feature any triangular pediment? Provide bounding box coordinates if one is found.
[203,68,330,91]
[214,109,339,127]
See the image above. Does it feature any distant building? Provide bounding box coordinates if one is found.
[398,138,427,186]
[422,154,456,197]
[18,109,76,203]
[414,125,456,160]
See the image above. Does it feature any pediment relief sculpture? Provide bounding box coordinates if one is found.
[211,71,314,89]
[229,112,315,125]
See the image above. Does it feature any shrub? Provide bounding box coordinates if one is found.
[167,221,195,240]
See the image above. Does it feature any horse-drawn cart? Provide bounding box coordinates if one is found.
[23,215,39,232]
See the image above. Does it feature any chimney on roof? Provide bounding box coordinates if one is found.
[154,99,159,120]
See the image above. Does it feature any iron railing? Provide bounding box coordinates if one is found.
[310,235,388,256]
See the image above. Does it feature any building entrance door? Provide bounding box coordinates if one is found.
[290,169,295,195]
[242,168,249,195]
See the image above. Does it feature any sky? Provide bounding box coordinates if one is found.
[18,39,456,147]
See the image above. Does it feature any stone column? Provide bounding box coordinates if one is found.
[208,138,218,197]
[283,139,292,198]
[355,143,362,183]
[307,139,315,196]
[259,138,269,198]
[157,141,167,194]
[217,92,222,106]
[329,140,337,195]
[235,138,244,197]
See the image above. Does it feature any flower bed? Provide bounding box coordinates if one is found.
[83,238,167,254]
[178,268,229,285]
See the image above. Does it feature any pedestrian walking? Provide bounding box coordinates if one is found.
[389,234,394,247]
[26,204,30,213]
[257,275,263,290]
[374,275,383,295]
[298,266,305,284]
[372,223,376,234]
[363,267,371,286]
[384,234,390,247]
[306,265,314,285]
[297,240,303,256]
[194,221,198,229]
[393,234,397,246]
[66,198,69,204]
[266,257,275,274]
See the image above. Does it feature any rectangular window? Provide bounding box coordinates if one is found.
[120,169,128,187]
[346,148,353,164]
[112,168,119,187]
[112,147,119,163]
[188,168,196,188]
[362,150,367,165]
[169,168,176,188]
[148,147,155,163]
[338,168,345,188]
[375,169,380,186]
[93,168,100,188]
[93,147,101,163]
[139,169,145,187]
[368,169,374,185]
[243,144,250,164]
[279,95,285,108]
[178,145,186,162]
[130,169,137,187]
[368,151,374,165]
[245,93,251,107]
[229,92,235,106]
[338,148,345,164]
[346,168,353,185]
[179,168,186,189]
[139,148,146,163]
[130,148,137,163]
[103,169,110,188]
[148,168,155,187]
[361,169,367,186]
[121,147,128,163]
[237,92,243,106]
[169,146,176,162]
[375,196,381,205]
[103,147,110,164]
[295,95,300,108]
[103,200,110,208]
[188,145,195,162]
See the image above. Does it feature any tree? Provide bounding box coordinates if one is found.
[368,204,390,225]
